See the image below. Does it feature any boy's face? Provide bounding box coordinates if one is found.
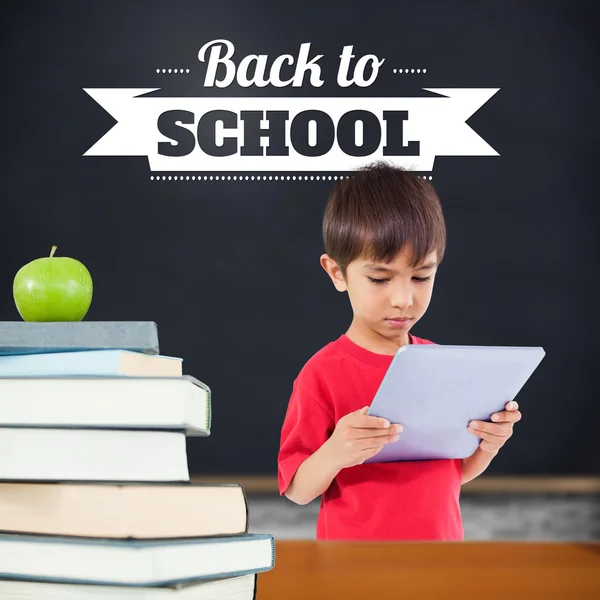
[320,244,438,350]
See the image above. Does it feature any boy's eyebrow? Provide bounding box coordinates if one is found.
[364,262,437,273]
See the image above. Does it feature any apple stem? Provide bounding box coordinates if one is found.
[50,245,57,258]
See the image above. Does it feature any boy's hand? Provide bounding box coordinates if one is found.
[326,406,402,469]
[467,400,522,455]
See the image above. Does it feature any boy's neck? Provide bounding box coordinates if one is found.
[345,323,411,356]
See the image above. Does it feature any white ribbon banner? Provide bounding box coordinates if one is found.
[83,88,499,171]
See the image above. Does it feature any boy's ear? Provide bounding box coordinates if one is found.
[320,254,348,292]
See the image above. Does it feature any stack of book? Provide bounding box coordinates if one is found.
[0,321,275,599]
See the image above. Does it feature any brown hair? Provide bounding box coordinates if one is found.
[322,161,446,278]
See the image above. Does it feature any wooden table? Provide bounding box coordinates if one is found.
[257,541,600,599]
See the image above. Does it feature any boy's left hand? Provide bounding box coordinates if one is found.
[468,401,522,456]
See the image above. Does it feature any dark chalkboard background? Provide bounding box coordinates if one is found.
[1,0,597,475]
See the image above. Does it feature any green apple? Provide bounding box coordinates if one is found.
[13,246,93,322]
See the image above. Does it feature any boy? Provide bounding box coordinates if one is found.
[277,162,522,541]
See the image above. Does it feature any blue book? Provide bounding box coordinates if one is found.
[0,350,182,377]
[0,532,275,587]
[0,321,160,356]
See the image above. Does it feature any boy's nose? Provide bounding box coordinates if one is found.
[390,288,412,308]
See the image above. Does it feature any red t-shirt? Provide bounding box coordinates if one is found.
[278,332,464,541]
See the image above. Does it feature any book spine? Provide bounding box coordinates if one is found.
[184,376,212,432]
[0,322,159,355]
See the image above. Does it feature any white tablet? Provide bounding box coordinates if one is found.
[365,344,545,463]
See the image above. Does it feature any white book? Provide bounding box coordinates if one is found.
[0,376,210,436]
[0,429,189,482]
[0,533,275,587]
[0,574,257,599]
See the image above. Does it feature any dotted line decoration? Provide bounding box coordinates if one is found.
[392,68,427,74]
[156,68,190,74]
[150,174,433,181]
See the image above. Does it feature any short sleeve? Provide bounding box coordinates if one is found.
[277,379,334,496]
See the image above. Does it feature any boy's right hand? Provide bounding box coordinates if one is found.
[325,406,403,469]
